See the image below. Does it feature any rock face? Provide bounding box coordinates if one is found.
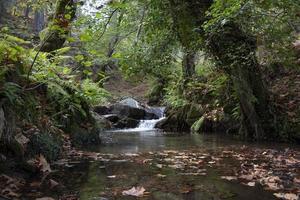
[94,98,160,129]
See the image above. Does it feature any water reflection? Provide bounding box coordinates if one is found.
[49,131,297,200]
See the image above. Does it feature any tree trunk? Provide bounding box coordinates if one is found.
[206,23,273,139]
[0,0,7,22]
[24,5,30,18]
[34,9,45,33]
[182,49,196,79]
[40,0,76,52]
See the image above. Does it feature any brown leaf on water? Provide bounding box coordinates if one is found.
[122,186,146,197]
[221,176,237,181]
[273,193,299,200]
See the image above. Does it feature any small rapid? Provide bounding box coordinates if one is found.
[130,117,166,132]
[107,106,166,133]
[128,106,166,131]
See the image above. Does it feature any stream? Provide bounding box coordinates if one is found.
[22,118,300,200]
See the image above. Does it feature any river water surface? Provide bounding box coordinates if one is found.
[27,126,300,200]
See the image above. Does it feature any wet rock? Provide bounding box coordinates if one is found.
[103,114,119,123]
[145,107,165,118]
[94,105,109,115]
[114,117,139,129]
[92,112,112,130]
[110,104,146,120]
[119,97,141,108]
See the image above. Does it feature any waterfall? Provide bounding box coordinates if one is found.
[110,107,165,132]
[135,117,165,131]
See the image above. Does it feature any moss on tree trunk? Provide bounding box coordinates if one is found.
[40,0,76,52]
[206,23,273,139]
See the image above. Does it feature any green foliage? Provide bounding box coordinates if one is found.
[205,0,300,66]
[163,76,187,108]
[29,48,110,118]
[81,79,111,106]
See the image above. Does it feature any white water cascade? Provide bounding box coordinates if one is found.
[112,107,166,132]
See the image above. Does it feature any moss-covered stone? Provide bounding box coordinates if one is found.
[28,132,62,162]
[69,123,101,147]
[191,116,205,133]
[186,104,204,126]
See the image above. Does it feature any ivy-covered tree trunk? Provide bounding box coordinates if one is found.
[40,0,76,52]
[206,23,273,139]
[168,0,198,79]
[182,49,196,79]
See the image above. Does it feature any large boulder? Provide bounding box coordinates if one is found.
[109,104,159,120]
[119,97,141,108]
[109,104,146,120]
[114,117,139,129]
[103,114,120,123]
[93,98,162,129]
[94,105,109,115]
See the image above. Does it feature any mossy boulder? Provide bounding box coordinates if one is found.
[68,123,101,146]
[186,104,204,126]
[191,116,205,133]
[155,105,190,132]
[27,132,62,162]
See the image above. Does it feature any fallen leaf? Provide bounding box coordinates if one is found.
[221,176,237,181]
[122,186,146,197]
[247,182,255,187]
[38,155,51,173]
[273,193,299,200]
[156,164,163,168]
[156,174,166,178]
[49,179,59,189]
